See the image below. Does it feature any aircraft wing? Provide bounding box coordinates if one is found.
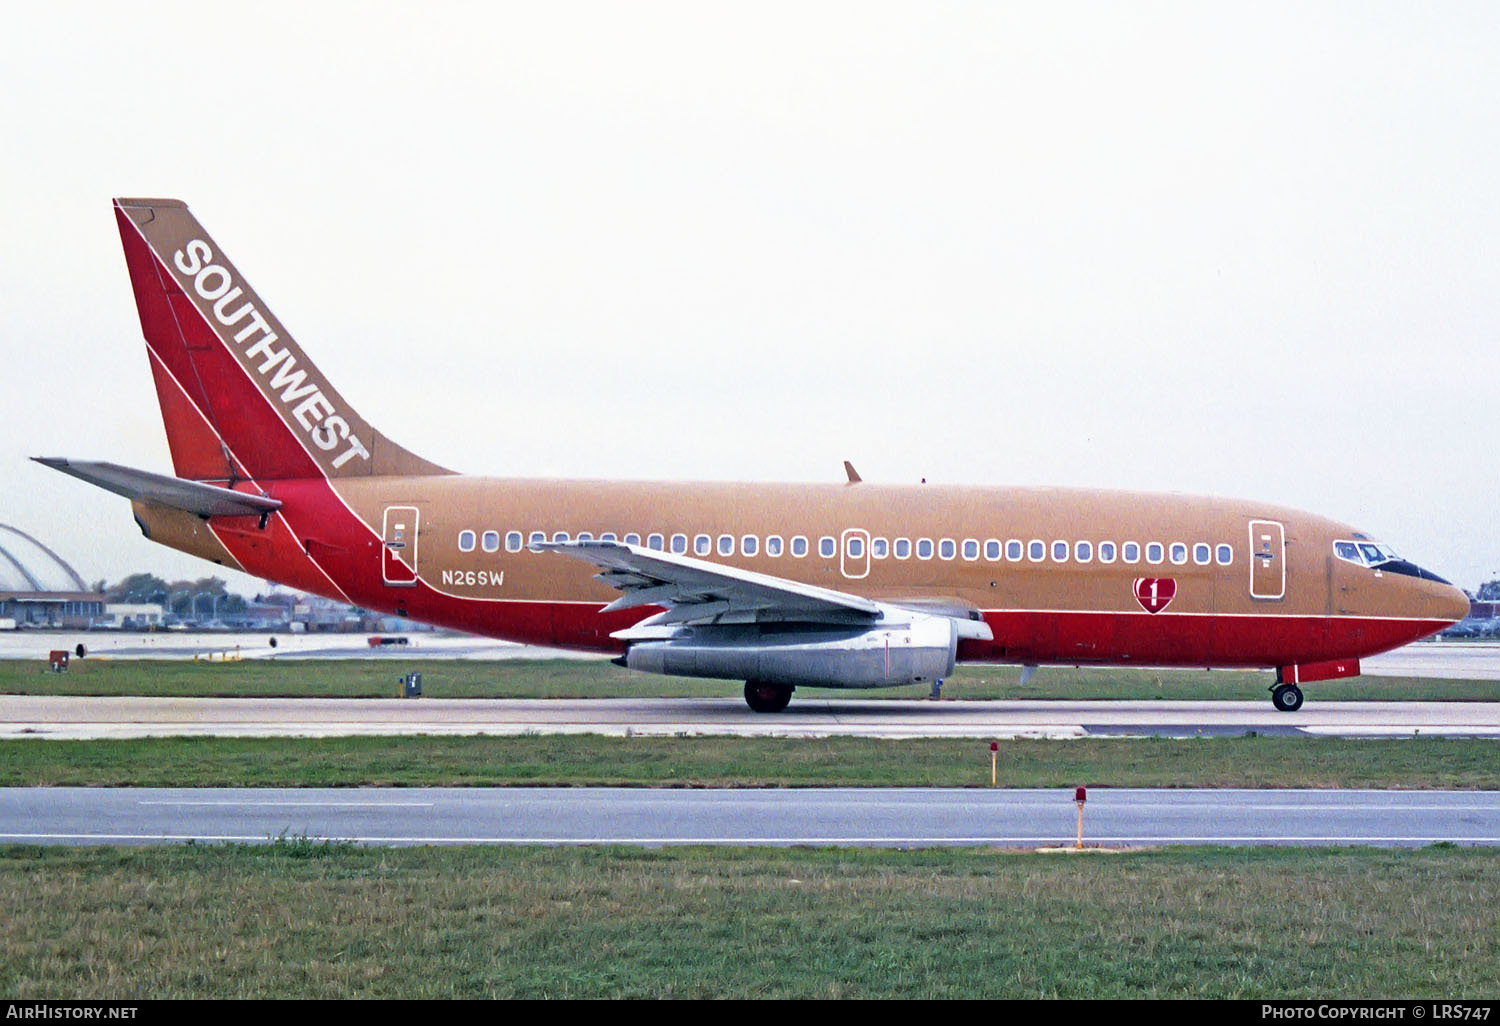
[532,539,881,628]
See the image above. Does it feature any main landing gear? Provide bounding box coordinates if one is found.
[1270,683,1304,713]
[744,680,794,713]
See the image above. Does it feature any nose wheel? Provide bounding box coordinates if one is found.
[744,680,794,713]
[1271,683,1304,712]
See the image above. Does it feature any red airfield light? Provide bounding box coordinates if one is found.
[990,741,998,752]
[1075,786,1087,803]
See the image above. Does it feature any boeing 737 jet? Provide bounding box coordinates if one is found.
[38,198,1470,712]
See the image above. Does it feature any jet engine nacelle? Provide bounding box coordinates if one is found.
[621,613,960,689]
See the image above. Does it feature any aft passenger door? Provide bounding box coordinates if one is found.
[382,505,420,586]
[1248,519,1285,600]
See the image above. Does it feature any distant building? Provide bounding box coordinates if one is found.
[101,603,165,629]
[0,523,104,628]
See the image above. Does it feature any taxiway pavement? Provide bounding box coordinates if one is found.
[2,786,1495,848]
[5,694,1500,740]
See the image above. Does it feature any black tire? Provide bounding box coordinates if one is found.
[1271,684,1304,712]
[744,680,793,713]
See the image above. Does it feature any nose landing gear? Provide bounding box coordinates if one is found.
[1270,683,1304,712]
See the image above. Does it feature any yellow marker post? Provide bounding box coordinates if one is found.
[1074,787,1087,849]
[989,741,998,787]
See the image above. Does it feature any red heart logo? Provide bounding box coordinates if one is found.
[1134,577,1177,614]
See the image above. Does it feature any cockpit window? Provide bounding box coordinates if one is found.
[1335,539,1401,567]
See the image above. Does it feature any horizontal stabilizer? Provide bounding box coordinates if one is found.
[33,458,282,518]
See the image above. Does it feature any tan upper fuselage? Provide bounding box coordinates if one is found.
[332,475,1456,621]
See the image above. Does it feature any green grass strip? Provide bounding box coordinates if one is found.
[3,843,1498,998]
[3,733,1499,788]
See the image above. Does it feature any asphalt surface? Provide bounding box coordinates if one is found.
[2,786,1496,848]
[6,694,1500,740]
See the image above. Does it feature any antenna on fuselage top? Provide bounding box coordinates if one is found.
[843,461,862,485]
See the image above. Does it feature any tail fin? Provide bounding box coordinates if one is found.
[114,198,448,482]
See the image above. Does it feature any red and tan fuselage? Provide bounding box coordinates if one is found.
[134,474,1468,674]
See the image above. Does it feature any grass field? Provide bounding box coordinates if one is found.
[5,658,1498,998]
[4,733,1500,789]
[6,656,1500,701]
[3,842,1497,998]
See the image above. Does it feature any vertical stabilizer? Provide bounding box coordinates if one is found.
[114,198,448,482]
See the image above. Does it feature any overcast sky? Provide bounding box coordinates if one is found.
[3,1,1498,593]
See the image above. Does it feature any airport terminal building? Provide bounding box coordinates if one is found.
[0,523,103,628]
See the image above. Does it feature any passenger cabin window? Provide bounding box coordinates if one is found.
[1006,539,1023,561]
[742,535,759,556]
[718,535,735,556]
[505,531,523,552]
[576,532,594,542]
[601,533,618,543]
[848,536,864,558]
[1028,540,1045,562]
[791,536,809,558]
[1170,543,1188,565]
[872,537,889,558]
[894,538,911,559]
[917,538,935,559]
[458,530,476,552]
[1122,542,1140,563]
[767,535,784,557]
[1098,541,1116,563]
[482,530,500,553]
[819,536,836,558]
[1146,542,1164,564]
[694,535,712,556]
[962,539,979,561]
[1075,541,1092,563]
[984,539,1002,561]
[1052,541,1068,562]
[624,533,641,546]
[1216,544,1233,565]
[1193,543,1211,565]
[939,539,956,560]
[529,531,546,548]
[646,533,664,550]
[670,534,688,554]
[553,531,570,543]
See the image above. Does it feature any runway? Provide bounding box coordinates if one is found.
[6,694,1500,740]
[2,786,1496,847]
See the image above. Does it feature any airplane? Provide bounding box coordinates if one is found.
[37,198,1470,713]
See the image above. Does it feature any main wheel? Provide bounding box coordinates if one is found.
[1271,684,1304,712]
[744,680,793,713]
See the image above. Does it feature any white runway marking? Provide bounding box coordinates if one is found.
[137,800,434,808]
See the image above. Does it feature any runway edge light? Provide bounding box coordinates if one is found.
[990,741,998,787]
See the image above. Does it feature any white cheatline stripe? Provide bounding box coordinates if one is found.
[143,343,249,480]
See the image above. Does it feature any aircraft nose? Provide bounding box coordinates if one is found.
[1432,582,1471,624]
